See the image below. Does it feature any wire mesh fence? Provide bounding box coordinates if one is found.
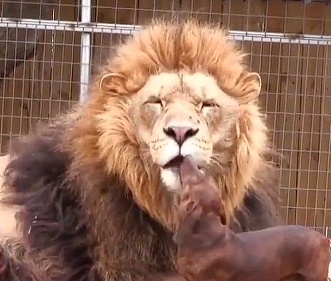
[1,0,331,234]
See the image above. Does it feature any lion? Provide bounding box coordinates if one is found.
[0,18,281,281]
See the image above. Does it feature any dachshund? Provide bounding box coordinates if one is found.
[174,156,331,281]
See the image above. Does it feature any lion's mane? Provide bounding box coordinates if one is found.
[0,18,280,281]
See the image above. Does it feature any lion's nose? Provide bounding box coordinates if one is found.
[163,126,199,146]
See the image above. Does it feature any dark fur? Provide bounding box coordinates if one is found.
[0,120,281,280]
[1,123,100,281]
[0,240,48,281]
[0,122,281,280]
[0,117,277,281]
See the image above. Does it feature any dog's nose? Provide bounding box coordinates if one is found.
[163,126,199,146]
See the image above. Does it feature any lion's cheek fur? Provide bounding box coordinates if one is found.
[95,101,179,231]
[222,102,269,217]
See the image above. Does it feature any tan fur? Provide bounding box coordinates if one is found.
[0,155,18,238]
[66,18,271,234]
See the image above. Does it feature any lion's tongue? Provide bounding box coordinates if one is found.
[179,156,199,177]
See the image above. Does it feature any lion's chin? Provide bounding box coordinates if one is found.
[160,168,182,192]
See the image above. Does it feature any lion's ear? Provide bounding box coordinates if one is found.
[247,72,262,93]
[99,73,126,94]
[237,71,262,104]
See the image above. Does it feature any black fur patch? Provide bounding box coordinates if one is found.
[0,122,281,281]
[0,242,46,281]
[2,126,101,281]
[231,188,281,233]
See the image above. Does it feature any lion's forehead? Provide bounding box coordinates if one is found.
[163,113,199,127]
[140,72,230,102]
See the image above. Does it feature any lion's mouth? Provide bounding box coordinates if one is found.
[163,155,203,171]
[163,155,184,170]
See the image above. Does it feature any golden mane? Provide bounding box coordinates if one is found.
[67,18,270,231]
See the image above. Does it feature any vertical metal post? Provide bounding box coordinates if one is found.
[79,0,91,103]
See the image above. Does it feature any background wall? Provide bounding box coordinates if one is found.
[1,0,331,234]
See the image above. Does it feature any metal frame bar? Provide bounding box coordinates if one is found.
[0,18,138,34]
[79,0,92,103]
[1,18,331,45]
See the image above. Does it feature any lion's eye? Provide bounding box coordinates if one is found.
[202,101,214,108]
[145,97,163,106]
[201,100,217,109]
[144,98,164,115]
[152,99,163,106]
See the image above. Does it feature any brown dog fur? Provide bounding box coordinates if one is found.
[0,18,280,281]
[175,157,331,281]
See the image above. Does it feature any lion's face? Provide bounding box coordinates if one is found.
[129,72,240,192]
[91,19,268,228]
